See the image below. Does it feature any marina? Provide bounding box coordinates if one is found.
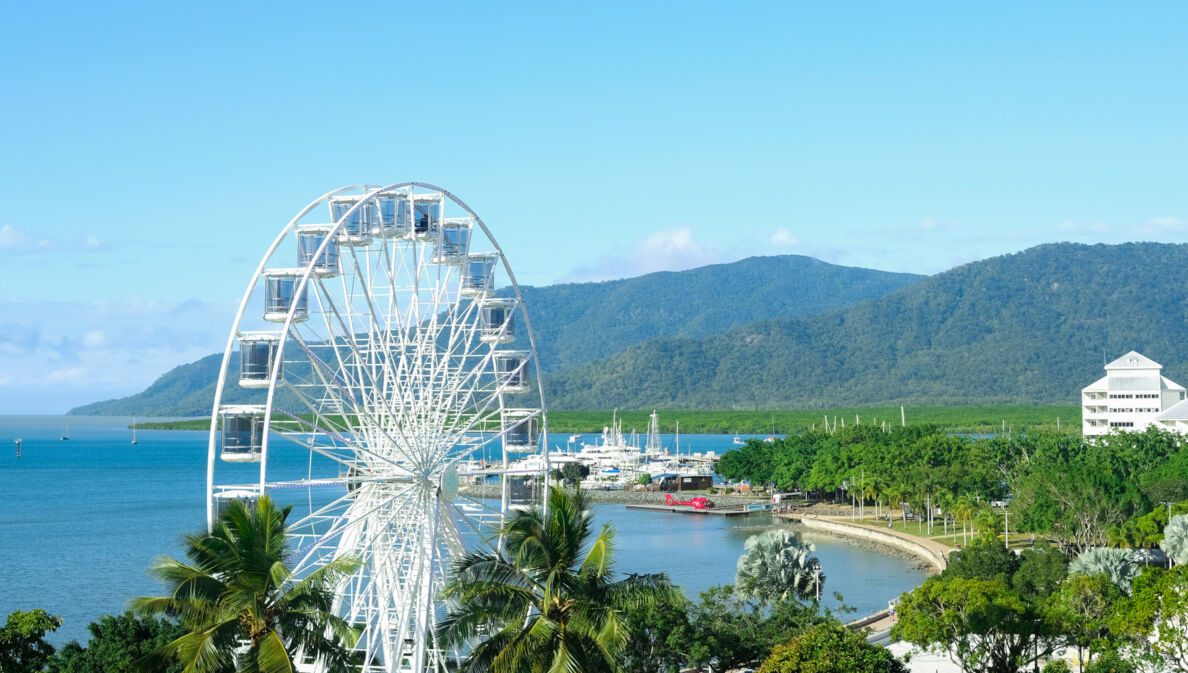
[501,410,722,489]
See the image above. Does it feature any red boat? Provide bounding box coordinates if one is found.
[664,493,715,509]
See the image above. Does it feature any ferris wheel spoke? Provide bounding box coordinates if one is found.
[287,329,421,468]
[303,285,366,422]
[342,243,425,443]
[270,402,414,476]
[313,277,414,432]
[287,484,414,576]
[421,301,485,426]
[278,360,417,466]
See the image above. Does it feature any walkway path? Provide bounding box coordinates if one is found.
[793,513,957,563]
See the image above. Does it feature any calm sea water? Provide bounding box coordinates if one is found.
[0,416,928,644]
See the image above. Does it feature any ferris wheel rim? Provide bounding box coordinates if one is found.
[206,182,550,525]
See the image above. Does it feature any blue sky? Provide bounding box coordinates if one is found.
[2,2,1187,412]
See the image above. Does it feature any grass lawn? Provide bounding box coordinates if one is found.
[833,510,1056,550]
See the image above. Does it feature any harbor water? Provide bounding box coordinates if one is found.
[0,416,929,644]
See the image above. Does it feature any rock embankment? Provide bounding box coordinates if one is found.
[779,513,953,571]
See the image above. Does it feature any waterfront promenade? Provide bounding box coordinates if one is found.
[777,511,955,571]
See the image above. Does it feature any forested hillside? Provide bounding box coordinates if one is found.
[546,242,1188,408]
[510,255,923,374]
[70,255,919,416]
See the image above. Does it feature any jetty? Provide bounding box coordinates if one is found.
[625,503,770,517]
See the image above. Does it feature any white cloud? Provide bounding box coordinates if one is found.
[771,229,799,247]
[636,227,717,262]
[82,329,106,349]
[0,297,236,412]
[0,225,29,249]
[1140,217,1188,233]
[46,367,90,384]
[0,225,109,254]
[561,227,727,282]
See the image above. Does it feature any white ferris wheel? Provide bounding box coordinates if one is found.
[205,182,549,672]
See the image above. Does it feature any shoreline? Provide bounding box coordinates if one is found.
[460,484,945,573]
[779,513,953,572]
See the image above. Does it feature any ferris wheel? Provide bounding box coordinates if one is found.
[205,182,549,672]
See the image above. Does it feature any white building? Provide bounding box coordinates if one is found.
[1082,351,1187,436]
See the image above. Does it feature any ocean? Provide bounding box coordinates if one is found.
[0,416,929,644]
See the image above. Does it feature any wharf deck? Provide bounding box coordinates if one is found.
[624,503,767,517]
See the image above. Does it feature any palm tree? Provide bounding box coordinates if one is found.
[934,487,955,537]
[437,486,678,673]
[735,529,825,605]
[1069,547,1139,594]
[884,484,907,523]
[1110,522,1155,566]
[1163,514,1188,566]
[862,482,879,523]
[973,506,1002,541]
[951,496,977,546]
[132,497,361,673]
[870,477,884,521]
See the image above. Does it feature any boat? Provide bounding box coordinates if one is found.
[131,417,138,445]
[733,436,744,445]
[60,427,70,441]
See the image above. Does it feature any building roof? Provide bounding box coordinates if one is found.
[1105,351,1162,371]
[1162,376,1187,392]
[1083,375,1108,393]
[1157,399,1188,421]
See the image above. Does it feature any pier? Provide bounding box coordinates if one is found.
[625,503,770,517]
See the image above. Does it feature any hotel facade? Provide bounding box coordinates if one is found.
[1082,351,1188,436]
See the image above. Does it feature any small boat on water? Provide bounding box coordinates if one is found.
[131,417,139,445]
[60,427,70,441]
[733,436,744,445]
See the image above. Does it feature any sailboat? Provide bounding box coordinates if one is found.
[60,427,70,441]
[131,417,138,445]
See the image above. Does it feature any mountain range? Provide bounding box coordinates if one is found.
[546,242,1188,408]
[74,242,1188,415]
[69,255,921,416]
